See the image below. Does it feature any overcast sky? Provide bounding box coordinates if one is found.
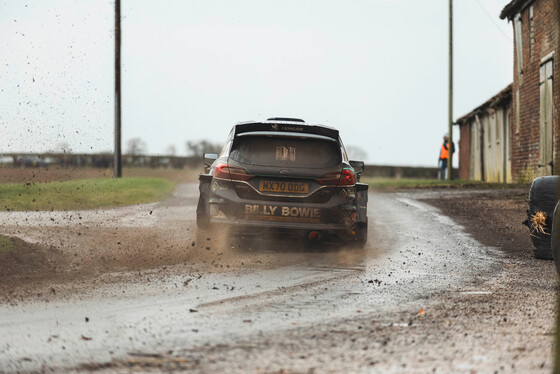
[1,0,513,166]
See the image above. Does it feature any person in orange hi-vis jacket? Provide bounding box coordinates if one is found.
[438,133,455,180]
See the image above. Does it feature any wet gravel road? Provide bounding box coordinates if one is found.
[0,185,557,373]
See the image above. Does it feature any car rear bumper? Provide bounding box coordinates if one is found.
[208,216,357,241]
[207,191,358,240]
[209,215,351,230]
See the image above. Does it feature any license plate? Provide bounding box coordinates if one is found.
[258,180,309,194]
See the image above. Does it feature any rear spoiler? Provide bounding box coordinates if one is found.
[234,122,339,140]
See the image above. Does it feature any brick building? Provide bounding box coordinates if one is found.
[500,0,560,182]
[455,85,512,182]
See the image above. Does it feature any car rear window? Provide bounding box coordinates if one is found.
[230,136,341,168]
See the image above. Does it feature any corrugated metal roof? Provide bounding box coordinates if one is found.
[455,84,513,126]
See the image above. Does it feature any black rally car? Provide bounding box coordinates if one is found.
[196,118,368,246]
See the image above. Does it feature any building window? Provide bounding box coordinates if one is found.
[529,6,534,60]
[514,13,524,85]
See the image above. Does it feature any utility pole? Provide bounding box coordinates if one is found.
[114,0,122,178]
[448,0,453,181]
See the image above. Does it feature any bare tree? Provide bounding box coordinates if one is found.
[186,140,221,157]
[165,144,177,156]
[346,145,368,161]
[53,141,72,154]
[126,138,148,155]
[53,141,72,168]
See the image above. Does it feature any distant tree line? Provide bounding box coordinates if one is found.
[6,140,446,178]
[2,139,224,170]
[185,140,222,158]
[125,138,221,158]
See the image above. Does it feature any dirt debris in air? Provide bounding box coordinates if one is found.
[0,211,351,302]
[0,186,545,304]
[0,236,71,297]
[0,226,228,302]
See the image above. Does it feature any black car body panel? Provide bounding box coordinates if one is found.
[197,118,368,244]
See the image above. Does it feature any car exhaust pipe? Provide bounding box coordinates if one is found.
[308,231,321,241]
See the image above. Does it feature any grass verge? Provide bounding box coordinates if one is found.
[363,177,530,190]
[0,177,175,212]
[0,166,201,184]
[0,235,13,254]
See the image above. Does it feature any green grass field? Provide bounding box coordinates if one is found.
[0,165,201,184]
[362,177,530,190]
[0,177,175,212]
[0,235,13,254]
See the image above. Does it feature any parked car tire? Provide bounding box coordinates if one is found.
[526,176,560,260]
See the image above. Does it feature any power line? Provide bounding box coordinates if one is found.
[474,0,512,41]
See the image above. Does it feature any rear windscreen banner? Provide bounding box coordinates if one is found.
[276,146,296,161]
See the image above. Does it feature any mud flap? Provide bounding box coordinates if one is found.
[353,183,368,247]
[197,174,213,230]
[355,183,368,224]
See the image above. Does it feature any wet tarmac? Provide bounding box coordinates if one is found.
[0,185,555,373]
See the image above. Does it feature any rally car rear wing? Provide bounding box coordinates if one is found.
[234,122,339,141]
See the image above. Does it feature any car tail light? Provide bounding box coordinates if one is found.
[213,162,254,181]
[317,169,356,186]
[339,168,356,186]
